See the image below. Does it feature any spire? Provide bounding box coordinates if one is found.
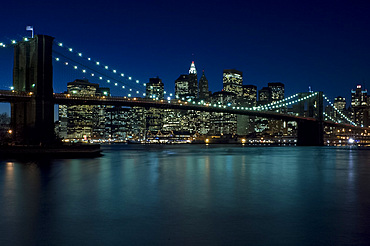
[189,61,197,74]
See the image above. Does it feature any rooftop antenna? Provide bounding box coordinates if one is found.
[26,26,34,38]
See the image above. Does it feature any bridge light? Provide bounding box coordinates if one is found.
[55,58,60,61]
[115,83,118,86]
[129,89,132,91]
[107,80,110,83]
[65,62,69,65]
[69,48,73,52]
[24,38,28,41]
[121,73,124,77]
[122,86,125,88]
[74,66,78,69]
[58,43,63,46]
[105,66,108,69]
[78,53,82,56]
[88,58,91,61]
[136,80,139,83]
[129,77,132,80]
[12,40,16,44]
[113,70,117,73]
[82,69,86,73]
[91,73,94,76]
[96,61,100,65]
[136,91,139,94]
[128,94,131,97]
[99,77,102,80]
[10,86,14,90]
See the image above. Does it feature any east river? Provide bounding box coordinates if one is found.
[1,144,370,245]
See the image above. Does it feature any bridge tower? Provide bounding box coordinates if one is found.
[11,35,55,144]
[296,91,324,146]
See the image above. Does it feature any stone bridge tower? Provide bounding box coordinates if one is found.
[11,35,55,144]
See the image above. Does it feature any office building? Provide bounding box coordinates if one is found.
[268,82,285,101]
[146,77,164,100]
[223,69,243,97]
[175,61,198,99]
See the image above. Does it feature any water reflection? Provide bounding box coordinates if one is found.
[0,146,370,245]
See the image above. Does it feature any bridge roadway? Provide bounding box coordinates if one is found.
[0,90,367,131]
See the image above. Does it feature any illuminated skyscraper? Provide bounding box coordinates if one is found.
[351,85,369,126]
[223,69,243,97]
[268,82,285,101]
[59,79,111,140]
[175,61,198,99]
[242,85,257,107]
[145,77,165,131]
[146,77,164,100]
[351,85,367,107]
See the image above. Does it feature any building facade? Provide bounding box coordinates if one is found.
[223,69,243,97]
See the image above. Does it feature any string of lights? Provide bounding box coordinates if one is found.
[179,92,318,112]
[323,112,337,123]
[323,94,356,126]
[52,50,145,98]
[54,40,146,88]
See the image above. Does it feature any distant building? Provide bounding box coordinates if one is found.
[351,85,369,126]
[242,85,257,107]
[351,85,367,107]
[258,87,272,105]
[333,96,346,120]
[175,61,198,99]
[58,79,111,140]
[268,82,284,101]
[198,70,210,101]
[146,77,164,100]
[210,91,237,135]
[223,69,243,97]
[145,77,165,131]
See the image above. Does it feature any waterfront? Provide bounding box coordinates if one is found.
[1,145,370,245]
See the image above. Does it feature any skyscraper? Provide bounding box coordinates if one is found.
[188,61,198,98]
[198,70,209,100]
[351,85,369,126]
[223,69,243,97]
[59,79,110,140]
[268,82,285,101]
[351,85,367,107]
[145,77,165,131]
[258,87,272,105]
[242,85,257,107]
[334,96,346,119]
[146,77,164,100]
[175,61,198,99]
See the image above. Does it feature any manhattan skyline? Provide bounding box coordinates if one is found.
[1,0,370,106]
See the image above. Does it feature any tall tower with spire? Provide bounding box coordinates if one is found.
[198,70,209,100]
[188,61,198,98]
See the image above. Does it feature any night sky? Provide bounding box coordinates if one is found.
[1,0,370,113]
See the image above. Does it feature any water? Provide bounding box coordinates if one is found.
[1,145,370,245]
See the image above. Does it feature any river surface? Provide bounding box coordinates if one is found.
[1,145,370,245]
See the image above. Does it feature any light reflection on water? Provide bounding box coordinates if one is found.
[0,145,370,245]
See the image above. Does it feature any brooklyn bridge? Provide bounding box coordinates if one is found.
[0,35,369,146]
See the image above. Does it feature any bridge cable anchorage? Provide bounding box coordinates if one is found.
[52,50,145,97]
[53,40,146,87]
[322,94,356,126]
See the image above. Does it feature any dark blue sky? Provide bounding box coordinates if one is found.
[1,0,370,112]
